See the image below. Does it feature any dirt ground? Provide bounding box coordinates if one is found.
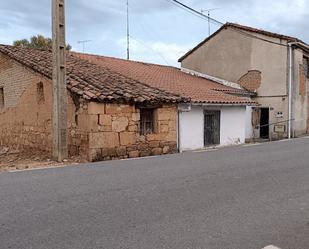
[0,147,86,172]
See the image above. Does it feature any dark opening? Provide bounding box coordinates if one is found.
[204,110,221,146]
[36,82,45,104]
[0,87,4,109]
[260,108,269,139]
[140,108,155,135]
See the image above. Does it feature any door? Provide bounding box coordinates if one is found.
[204,110,221,146]
[260,108,269,139]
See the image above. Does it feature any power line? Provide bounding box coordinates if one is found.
[165,0,290,47]
[165,0,223,26]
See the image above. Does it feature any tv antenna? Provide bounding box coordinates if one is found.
[77,40,92,53]
[201,8,222,36]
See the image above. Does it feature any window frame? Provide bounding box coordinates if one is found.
[139,108,156,135]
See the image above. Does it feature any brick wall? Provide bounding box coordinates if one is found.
[238,70,262,92]
[84,102,178,161]
[0,55,87,157]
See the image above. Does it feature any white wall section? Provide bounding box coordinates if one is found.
[179,105,247,151]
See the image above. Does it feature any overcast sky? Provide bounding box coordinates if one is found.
[0,0,308,66]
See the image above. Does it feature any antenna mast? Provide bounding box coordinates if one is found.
[201,8,221,36]
[126,0,130,60]
[77,40,92,53]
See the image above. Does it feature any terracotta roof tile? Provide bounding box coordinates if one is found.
[0,44,184,104]
[74,53,255,105]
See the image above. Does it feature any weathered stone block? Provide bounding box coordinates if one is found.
[151,147,162,156]
[106,104,134,114]
[89,132,119,149]
[140,150,151,157]
[149,141,160,148]
[88,102,105,115]
[116,146,127,156]
[120,132,136,145]
[99,114,112,126]
[128,124,138,132]
[131,112,140,121]
[112,117,129,132]
[89,148,102,161]
[127,145,138,152]
[163,146,170,154]
[159,124,169,133]
[129,150,139,158]
[88,115,99,131]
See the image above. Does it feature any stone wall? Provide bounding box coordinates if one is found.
[0,54,178,161]
[85,102,178,161]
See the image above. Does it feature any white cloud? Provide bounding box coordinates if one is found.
[117,38,192,66]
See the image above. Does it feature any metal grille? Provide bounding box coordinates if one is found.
[204,110,220,146]
[140,108,155,135]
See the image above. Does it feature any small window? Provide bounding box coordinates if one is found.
[140,108,155,135]
[0,87,4,109]
[303,57,309,78]
[36,82,45,104]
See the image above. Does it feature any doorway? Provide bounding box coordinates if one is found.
[260,108,269,139]
[204,110,221,146]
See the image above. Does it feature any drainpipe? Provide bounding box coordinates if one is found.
[288,42,295,139]
[287,41,309,139]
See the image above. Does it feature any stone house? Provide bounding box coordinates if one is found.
[0,44,254,161]
[0,45,183,161]
[179,23,309,140]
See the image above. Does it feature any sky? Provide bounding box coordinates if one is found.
[0,0,308,66]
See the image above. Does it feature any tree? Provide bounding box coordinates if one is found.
[13,35,71,51]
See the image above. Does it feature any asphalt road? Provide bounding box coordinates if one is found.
[1,138,309,249]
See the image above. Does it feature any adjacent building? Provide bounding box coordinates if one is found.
[179,23,309,140]
[0,44,254,161]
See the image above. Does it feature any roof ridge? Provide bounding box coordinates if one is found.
[71,51,180,70]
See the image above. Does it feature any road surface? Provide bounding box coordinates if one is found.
[1,138,309,249]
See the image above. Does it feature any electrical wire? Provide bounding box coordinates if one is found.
[164,0,292,47]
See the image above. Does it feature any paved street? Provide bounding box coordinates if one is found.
[1,138,309,249]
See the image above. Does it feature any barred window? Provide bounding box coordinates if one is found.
[140,108,155,135]
[36,82,45,104]
[0,87,4,109]
[303,57,309,78]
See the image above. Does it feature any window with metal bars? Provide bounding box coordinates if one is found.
[303,57,309,78]
[140,108,155,135]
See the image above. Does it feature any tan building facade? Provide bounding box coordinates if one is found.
[179,23,309,139]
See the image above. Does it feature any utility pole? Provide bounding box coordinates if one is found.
[126,0,130,60]
[52,0,68,161]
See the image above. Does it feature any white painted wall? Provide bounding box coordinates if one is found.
[179,106,204,151]
[245,106,253,139]
[220,106,246,146]
[179,105,247,151]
